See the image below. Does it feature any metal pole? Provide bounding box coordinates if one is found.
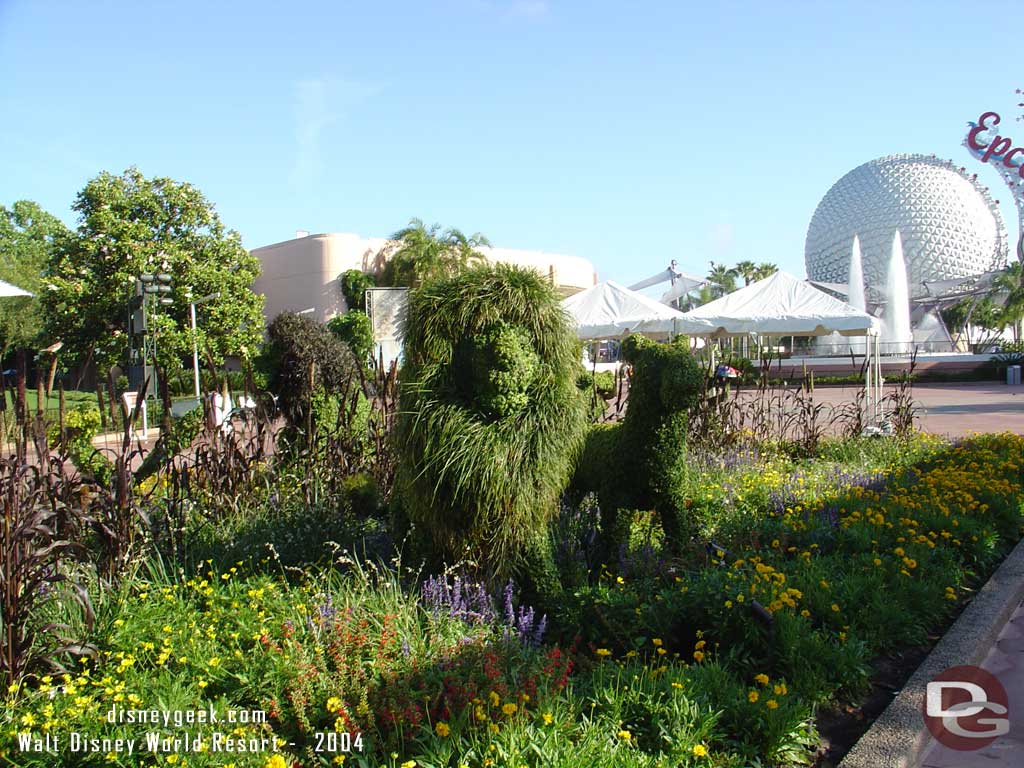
[141,294,149,434]
[191,301,201,401]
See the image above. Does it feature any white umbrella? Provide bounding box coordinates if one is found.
[0,278,32,297]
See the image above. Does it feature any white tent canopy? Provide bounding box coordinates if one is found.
[677,271,880,338]
[562,280,696,340]
[677,270,884,426]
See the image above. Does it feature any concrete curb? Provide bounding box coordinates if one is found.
[838,535,1024,768]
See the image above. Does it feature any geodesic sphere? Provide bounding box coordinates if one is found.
[805,154,1007,299]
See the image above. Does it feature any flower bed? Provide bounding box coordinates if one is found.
[4,433,1023,767]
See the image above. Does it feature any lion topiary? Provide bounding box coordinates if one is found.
[393,264,588,591]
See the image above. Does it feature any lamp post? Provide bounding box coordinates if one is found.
[133,271,174,433]
[189,292,220,400]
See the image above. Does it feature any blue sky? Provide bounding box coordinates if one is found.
[1,0,1021,287]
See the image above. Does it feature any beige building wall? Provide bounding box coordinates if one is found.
[251,232,597,324]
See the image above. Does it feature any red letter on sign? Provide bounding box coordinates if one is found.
[982,136,1012,163]
[968,111,1001,150]
[1004,147,1024,170]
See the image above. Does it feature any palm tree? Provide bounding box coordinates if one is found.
[989,262,1024,341]
[734,260,759,286]
[707,261,738,298]
[753,262,779,281]
[380,218,490,288]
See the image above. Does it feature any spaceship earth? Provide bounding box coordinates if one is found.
[804,154,1007,300]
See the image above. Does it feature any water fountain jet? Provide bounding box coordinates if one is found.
[848,235,866,355]
[884,231,913,355]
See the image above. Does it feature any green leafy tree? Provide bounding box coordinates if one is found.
[43,168,264,372]
[0,201,70,355]
[379,218,489,288]
[339,268,375,312]
[754,262,779,281]
[394,264,587,589]
[327,310,374,365]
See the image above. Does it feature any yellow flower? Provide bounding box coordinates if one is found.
[766,699,779,710]
[326,696,342,713]
[652,638,662,647]
[694,639,706,650]
[208,657,221,667]
[773,682,787,696]
[692,744,708,757]
[333,756,347,765]
[693,650,705,662]
[617,729,632,741]
[489,690,501,706]
[542,712,554,725]
[657,647,666,656]
[401,761,416,768]
[264,758,287,768]
[502,702,517,715]
[831,603,840,613]
[754,674,769,685]
[20,713,36,726]
[435,721,450,737]
[724,600,733,608]
[595,648,612,658]
[748,690,759,703]
[166,757,179,766]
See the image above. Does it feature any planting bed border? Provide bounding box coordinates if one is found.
[838,534,1024,768]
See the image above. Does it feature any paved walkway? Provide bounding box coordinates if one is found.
[781,382,1024,437]
[916,601,1024,766]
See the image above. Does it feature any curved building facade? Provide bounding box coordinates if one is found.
[252,232,597,324]
[805,154,1007,300]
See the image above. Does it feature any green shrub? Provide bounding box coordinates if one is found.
[47,403,101,446]
[577,369,617,398]
[261,311,359,424]
[576,369,618,422]
[339,268,376,312]
[342,472,380,518]
[48,405,113,485]
[328,310,374,365]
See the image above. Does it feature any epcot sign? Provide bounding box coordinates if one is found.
[966,112,1024,177]
[964,109,1024,260]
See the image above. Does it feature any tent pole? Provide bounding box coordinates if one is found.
[864,335,870,428]
[875,334,882,423]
